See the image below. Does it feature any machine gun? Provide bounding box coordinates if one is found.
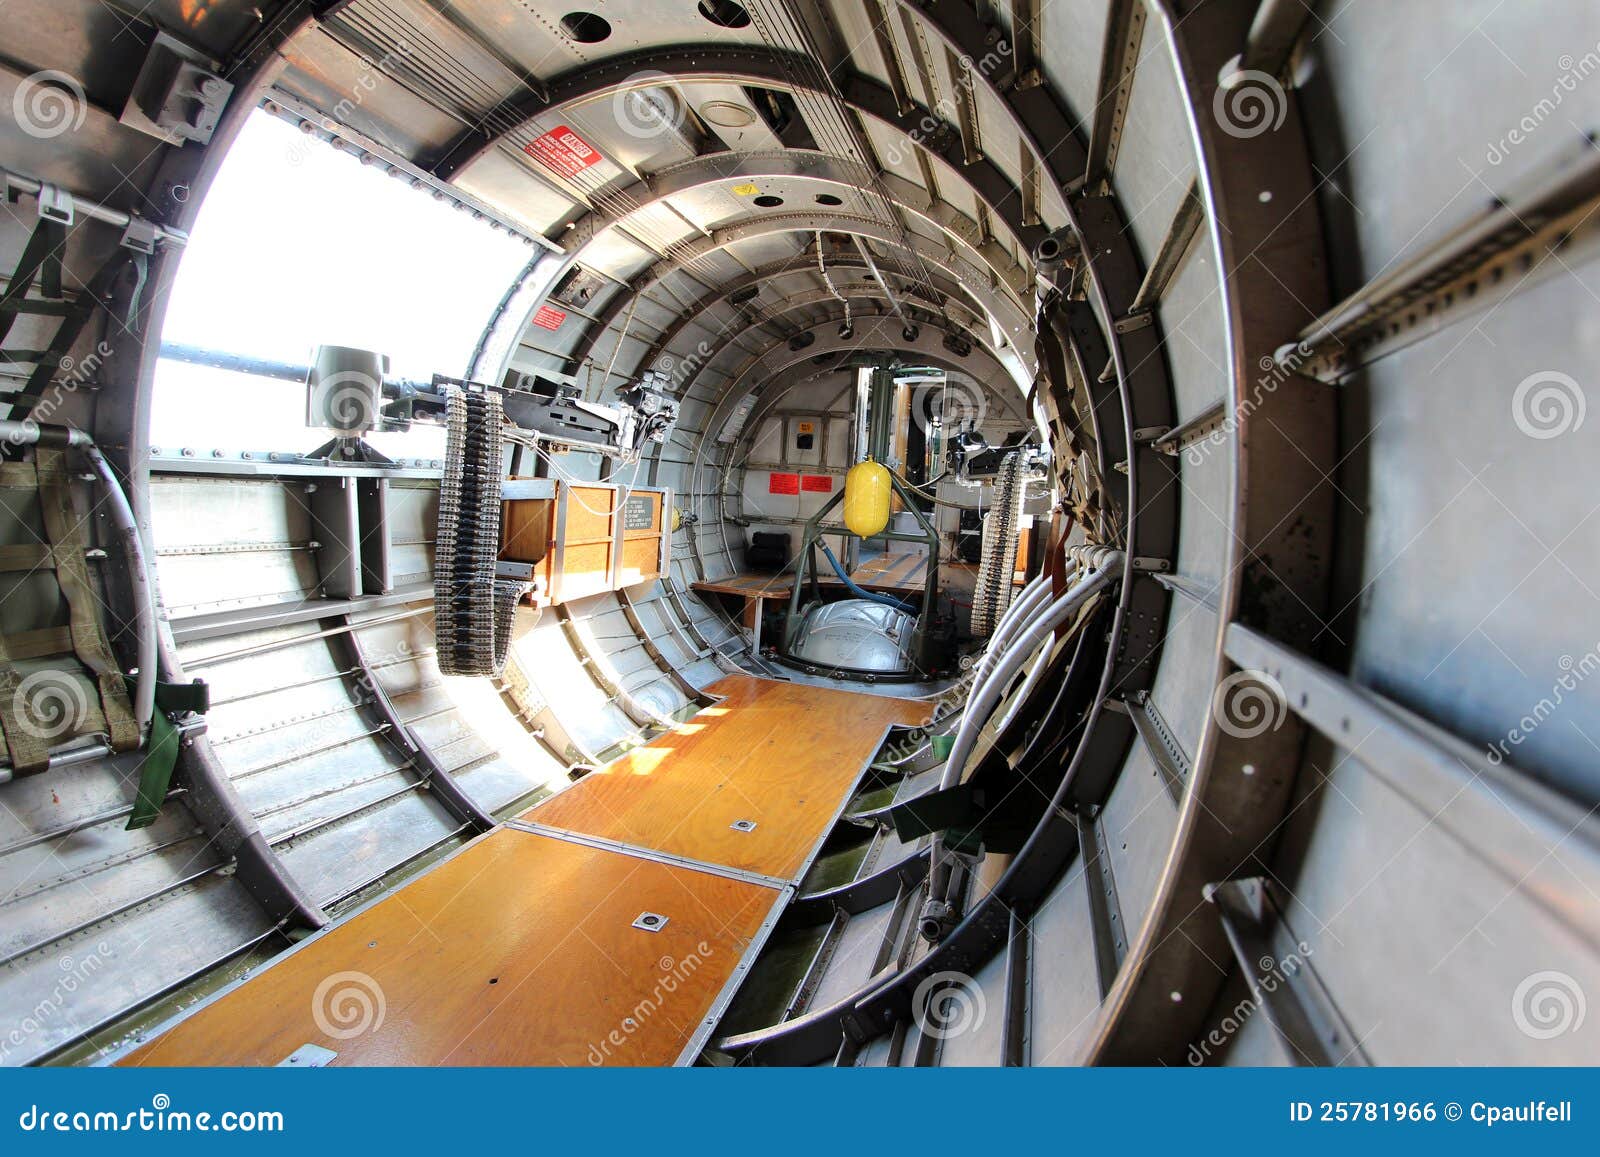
[303,344,677,466]
[301,345,679,677]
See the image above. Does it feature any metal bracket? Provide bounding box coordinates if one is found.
[1208,877,1367,1066]
[37,184,73,226]
[1112,309,1153,334]
[730,819,758,832]
[632,911,669,932]
[277,1043,338,1067]
[120,216,159,255]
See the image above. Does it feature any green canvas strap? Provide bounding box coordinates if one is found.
[125,708,178,830]
[0,630,52,772]
[125,679,208,830]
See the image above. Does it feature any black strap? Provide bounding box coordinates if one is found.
[9,249,146,418]
[0,218,67,347]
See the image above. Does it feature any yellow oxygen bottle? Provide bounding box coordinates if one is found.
[843,460,892,538]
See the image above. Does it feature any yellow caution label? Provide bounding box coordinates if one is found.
[732,183,761,196]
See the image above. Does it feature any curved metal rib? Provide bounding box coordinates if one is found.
[785,847,933,929]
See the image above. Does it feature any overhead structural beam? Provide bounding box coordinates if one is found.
[556,215,1032,401]
[559,149,1028,294]
[631,282,993,403]
[553,262,986,395]
[1240,0,1320,77]
[1085,0,1148,189]
[1130,179,1204,312]
[585,254,984,393]
[667,314,1013,494]
[429,48,1052,265]
[1291,145,1600,383]
[730,326,1032,453]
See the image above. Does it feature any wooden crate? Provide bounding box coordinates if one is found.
[499,481,670,605]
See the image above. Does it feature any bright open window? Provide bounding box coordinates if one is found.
[151,110,533,457]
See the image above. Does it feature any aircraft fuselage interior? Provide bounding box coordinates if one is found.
[0,0,1596,1075]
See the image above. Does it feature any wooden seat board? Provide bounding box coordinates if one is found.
[689,556,930,601]
[121,828,780,1067]
[524,675,931,880]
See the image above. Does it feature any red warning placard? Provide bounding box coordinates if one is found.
[532,305,567,331]
[800,475,833,493]
[768,472,800,495]
[524,126,602,177]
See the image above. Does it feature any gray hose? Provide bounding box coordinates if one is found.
[939,552,1124,790]
[965,570,1062,717]
[968,573,1052,689]
[85,447,157,728]
[0,420,157,730]
[994,635,1057,736]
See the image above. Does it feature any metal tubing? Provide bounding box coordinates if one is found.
[850,235,910,323]
[940,553,1124,791]
[85,446,157,727]
[0,418,92,448]
[969,573,1052,689]
[961,573,1060,733]
[0,167,189,248]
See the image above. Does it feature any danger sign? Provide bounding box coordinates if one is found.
[524,126,602,177]
[532,305,567,331]
[768,472,800,495]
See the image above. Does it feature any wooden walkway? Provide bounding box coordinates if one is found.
[119,676,928,1067]
[527,675,929,880]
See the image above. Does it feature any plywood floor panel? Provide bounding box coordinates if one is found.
[524,675,930,880]
[122,829,779,1067]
